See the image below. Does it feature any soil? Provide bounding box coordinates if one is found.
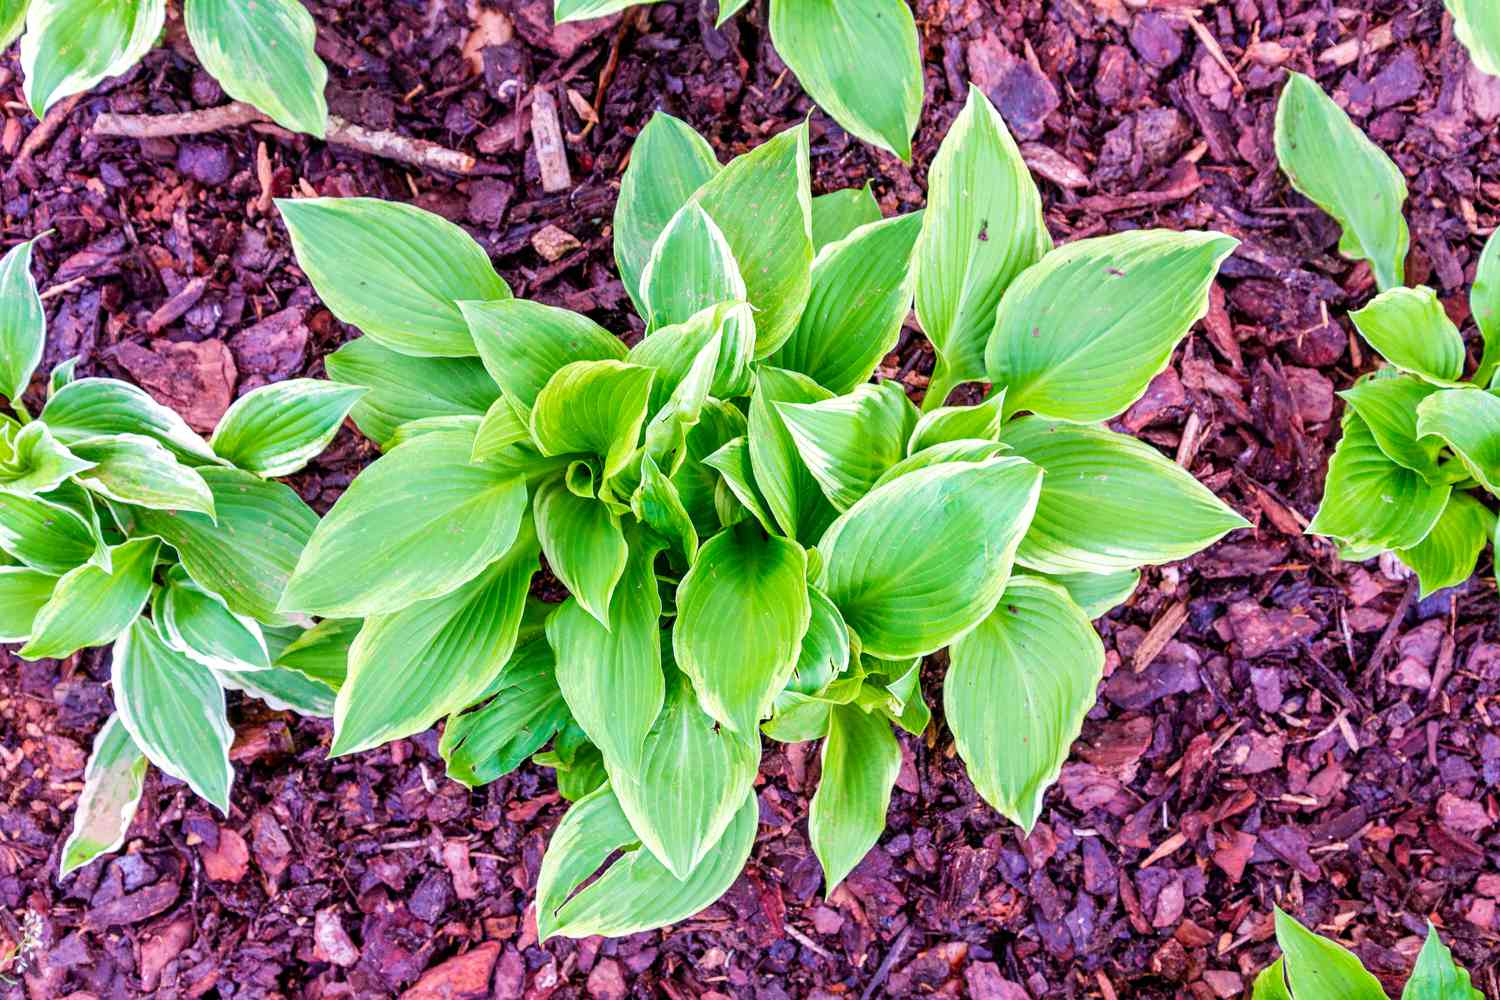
[3,0,1500,997]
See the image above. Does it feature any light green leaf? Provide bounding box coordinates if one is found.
[1403,922,1482,1000]
[672,401,746,538]
[184,0,327,136]
[282,429,527,618]
[786,585,851,697]
[674,524,811,734]
[535,477,626,626]
[817,457,1042,659]
[530,360,654,481]
[986,230,1238,422]
[463,298,626,415]
[1253,960,1293,1000]
[554,0,651,22]
[49,356,79,396]
[1448,0,1500,77]
[808,702,900,891]
[614,112,721,322]
[332,521,539,756]
[323,336,500,449]
[877,659,930,736]
[0,565,55,641]
[640,202,747,332]
[278,197,511,357]
[777,381,918,511]
[628,301,751,412]
[536,784,756,942]
[1350,286,1465,384]
[636,319,727,474]
[1474,230,1500,386]
[471,395,531,462]
[112,617,234,812]
[123,467,317,626]
[154,570,271,672]
[0,236,44,408]
[1038,568,1140,620]
[631,454,698,564]
[549,533,665,772]
[273,617,357,690]
[767,0,922,161]
[716,0,750,25]
[1396,492,1491,598]
[1339,372,1445,479]
[41,377,220,466]
[915,85,1050,410]
[58,715,147,877]
[21,0,165,118]
[1274,908,1389,1000]
[1274,71,1409,291]
[810,183,881,253]
[1002,417,1249,574]
[763,692,834,743]
[19,536,158,660]
[691,124,813,356]
[870,437,1007,489]
[703,435,775,532]
[0,481,108,575]
[209,379,363,477]
[440,638,568,788]
[0,0,28,49]
[768,212,922,395]
[0,420,93,496]
[612,666,760,878]
[906,390,1006,453]
[216,661,336,716]
[747,366,837,545]
[70,433,216,517]
[947,575,1103,830]
[1310,410,1450,550]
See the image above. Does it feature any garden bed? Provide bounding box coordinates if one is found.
[2,0,1499,996]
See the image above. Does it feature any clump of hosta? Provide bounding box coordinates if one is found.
[1277,73,1500,597]
[276,85,1244,940]
[0,239,358,875]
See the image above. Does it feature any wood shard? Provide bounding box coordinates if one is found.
[530,87,573,193]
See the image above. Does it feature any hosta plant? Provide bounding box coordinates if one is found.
[1,0,328,136]
[1277,72,1500,597]
[1254,908,1479,999]
[275,84,1245,940]
[555,0,923,161]
[0,237,353,876]
[1445,0,1500,78]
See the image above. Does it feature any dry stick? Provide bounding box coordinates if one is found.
[92,101,477,174]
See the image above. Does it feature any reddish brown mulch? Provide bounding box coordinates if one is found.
[3,0,1500,997]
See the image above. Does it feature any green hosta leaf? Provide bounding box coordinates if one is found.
[282,429,527,618]
[703,435,776,532]
[986,230,1238,422]
[0,565,54,641]
[631,454,698,564]
[629,301,751,412]
[58,715,147,877]
[124,468,317,626]
[0,481,107,575]
[0,0,27,49]
[768,212,922,395]
[777,381,918,511]
[278,197,511,357]
[112,617,234,812]
[1396,492,1492,598]
[0,421,93,496]
[1001,417,1249,574]
[817,457,1042,659]
[21,0,166,118]
[906,390,1006,453]
[273,617,357,689]
[155,570,271,672]
[717,0,750,24]
[71,433,216,517]
[536,784,757,942]
[916,85,1050,410]
[216,661,336,716]
[1339,372,1444,479]
[1419,389,1500,495]
[1039,568,1140,620]
[808,702,900,891]
[1274,72,1409,291]
[870,437,1007,489]
[1310,411,1450,549]
[49,356,79,395]
[1448,0,1500,77]
[463,298,627,415]
[1274,908,1388,1000]
[947,575,1103,831]
[184,0,327,136]
[612,666,760,878]
[440,638,568,787]
[768,0,922,160]
[530,360,654,481]
[786,585,851,697]
[764,693,835,743]
[674,524,811,734]
[748,366,837,545]
[810,183,881,253]
[472,396,532,462]
[1475,230,1500,385]
[323,337,500,449]
[549,533,665,772]
[1403,923,1482,1000]
[1350,286,1465,384]
[535,478,626,626]
[209,379,363,477]
[636,320,727,475]
[553,0,649,22]
[1253,960,1293,1000]
[672,401,746,538]
[19,536,157,660]
[876,659,930,736]
[614,112,721,322]
[691,124,813,356]
[41,377,220,466]
[640,202,746,332]
[332,521,539,756]
[0,236,44,408]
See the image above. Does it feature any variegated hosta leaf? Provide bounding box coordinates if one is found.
[154,568,271,672]
[747,366,837,546]
[1308,410,1450,551]
[21,0,166,118]
[807,702,899,892]
[184,0,327,136]
[0,564,56,641]
[0,481,109,575]
[776,381,918,511]
[1349,286,1466,384]
[906,391,1006,453]
[70,433,216,517]
[0,236,45,409]
[0,0,28,50]
[810,183,881,253]
[209,379,364,478]
[41,377,221,466]
[639,201,746,333]
[1447,0,1500,78]
[1037,568,1140,620]
[19,536,158,660]
[59,714,147,877]
[0,420,93,496]
[534,478,627,627]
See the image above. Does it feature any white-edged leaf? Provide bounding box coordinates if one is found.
[19,536,158,660]
[209,379,363,477]
[0,236,45,408]
[184,0,327,135]
[59,714,147,877]
[21,0,165,118]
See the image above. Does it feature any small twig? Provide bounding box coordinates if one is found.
[93,101,477,174]
[861,925,913,1000]
[784,923,834,960]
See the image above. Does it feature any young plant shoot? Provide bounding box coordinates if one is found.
[4,0,328,136]
[0,236,354,876]
[553,0,923,161]
[1277,72,1500,597]
[273,84,1244,940]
